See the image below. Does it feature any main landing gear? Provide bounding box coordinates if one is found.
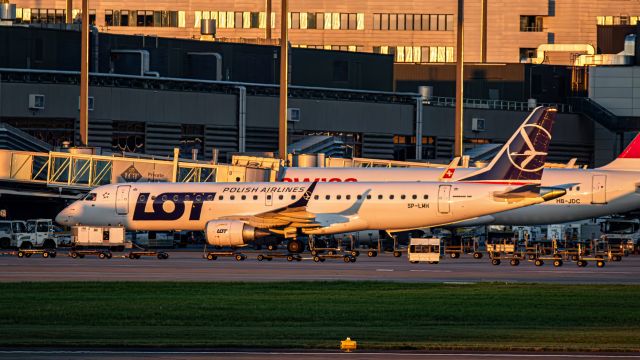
[287,239,304,253]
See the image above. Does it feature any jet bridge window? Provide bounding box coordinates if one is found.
[84,193,97,201]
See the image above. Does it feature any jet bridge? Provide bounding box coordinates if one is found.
[0,148,277,199]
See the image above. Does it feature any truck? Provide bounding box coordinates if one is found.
[11,219,67,250]
[600,218,640,254]
[0,220,27,249]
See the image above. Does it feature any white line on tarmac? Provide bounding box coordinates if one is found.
[0,351,639,358]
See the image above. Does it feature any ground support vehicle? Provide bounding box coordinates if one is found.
[16,249,57,258]
[312,253,356,263]
[257,252,302,262]
[443,236,482,259]
[356,234,403,258]
[205,251,247,261]
[571,243,608,268]
[527,245,565,267]
[486,241,525,266]
[128,251,169,260]
[12,219,61,250]
[408,238,442,264]
[308,235,360,257]
[69,249,112,259]
[72,226,128,252]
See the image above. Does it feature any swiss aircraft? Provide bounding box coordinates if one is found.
[56,108,563,252]
[282,116,640,226]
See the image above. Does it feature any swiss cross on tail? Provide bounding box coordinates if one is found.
[458,106,557,185]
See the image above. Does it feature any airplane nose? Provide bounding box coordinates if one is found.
[55,210,68,226]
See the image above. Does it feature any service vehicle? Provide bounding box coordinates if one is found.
[600,218,640,254]
[0,220,26,249]
[408,237,442,264]
[12,219,62,250]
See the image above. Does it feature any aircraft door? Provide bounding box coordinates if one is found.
[265,192,274,206]
[116,185,131,215]
[591,175,607,204]
[438,185,451,214]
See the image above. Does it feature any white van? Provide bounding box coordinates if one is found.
[408,238,442,264]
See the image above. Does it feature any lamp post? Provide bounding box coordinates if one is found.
[79,0,89,146]
[278,0,288,163]
[454,0,464,157]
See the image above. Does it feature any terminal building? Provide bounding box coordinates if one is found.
[1,1,640,217]
[6,0,640,65]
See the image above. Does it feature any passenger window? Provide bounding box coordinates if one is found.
[185,195,191,201]
[173,195,179,202]
[291,195,296,200]
[337,195,342,200]
[424,195,428,199]
[279,195,284,200]
[161,195,168,201]
[367,195,372,199]
[389,195,394,200]
[576,186,580,191]
[139,195,146,202]
[241,195,246,200]
[196,195,202,202]
[267,195,272,200]
[206,195,213,201]
[401,195,406,199]
[253,195,258,200]
[326,195,331,200]
[230,195,235,200]
[378,195,383,200]
[218,195,224,200]
[357,195,362,200]
[314,195,319,200]
[346,195,351,200]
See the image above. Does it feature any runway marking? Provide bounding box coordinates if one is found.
[376,268,395,272]
[409,270,453,273]
[0,350,639,358]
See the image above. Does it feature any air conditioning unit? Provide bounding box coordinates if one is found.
[28,94,45,110]
[78,96,95,111]
[288,108,301,122]
[472,118,485,132]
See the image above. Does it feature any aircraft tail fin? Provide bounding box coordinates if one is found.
[598,133,640,171]
[458,106,556,184]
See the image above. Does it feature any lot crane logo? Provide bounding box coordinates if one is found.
[121,165,142,182]
[507,124,551,173]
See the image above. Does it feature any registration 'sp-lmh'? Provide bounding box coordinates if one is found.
[57,107,564,252]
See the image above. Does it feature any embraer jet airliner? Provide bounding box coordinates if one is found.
[57,107,563,252]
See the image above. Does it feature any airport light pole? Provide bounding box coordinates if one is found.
[265,0,272,39]
[66,0,72,24]
[278,0,288,163]
[79,0,89,146]
[454,0,464,157]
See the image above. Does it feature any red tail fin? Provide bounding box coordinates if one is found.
[599,133,640,170]
[618,133,640,158]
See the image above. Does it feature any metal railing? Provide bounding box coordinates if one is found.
[0,149,277,191]
[425,96,573,113]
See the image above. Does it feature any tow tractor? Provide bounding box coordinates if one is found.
[128,251,169,260]
[308,235,360,257]
[257,253,302,262]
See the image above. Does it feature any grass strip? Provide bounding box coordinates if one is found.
[0,282,638,351]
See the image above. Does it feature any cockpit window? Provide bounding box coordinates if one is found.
[84,193,97,201]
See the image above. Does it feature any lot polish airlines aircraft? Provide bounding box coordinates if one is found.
[56,108,563,252]
[283,117,640,226]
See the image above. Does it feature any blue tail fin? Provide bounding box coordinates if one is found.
[459,106,556,184]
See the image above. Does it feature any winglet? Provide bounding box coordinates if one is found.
[458,106,556,184]
[439,157,460,181]
[286,181,318,209]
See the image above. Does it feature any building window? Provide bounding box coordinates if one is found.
[308,12,317,29]
[112,121,145,153]
[291,12,300,29]
[180,124,204,160]
[520,15,544,32]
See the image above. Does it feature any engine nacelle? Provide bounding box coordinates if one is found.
[205,220,261,247]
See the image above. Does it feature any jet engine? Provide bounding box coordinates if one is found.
[205,220,268,247]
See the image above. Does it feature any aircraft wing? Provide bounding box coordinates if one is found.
[220,182,320,230]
